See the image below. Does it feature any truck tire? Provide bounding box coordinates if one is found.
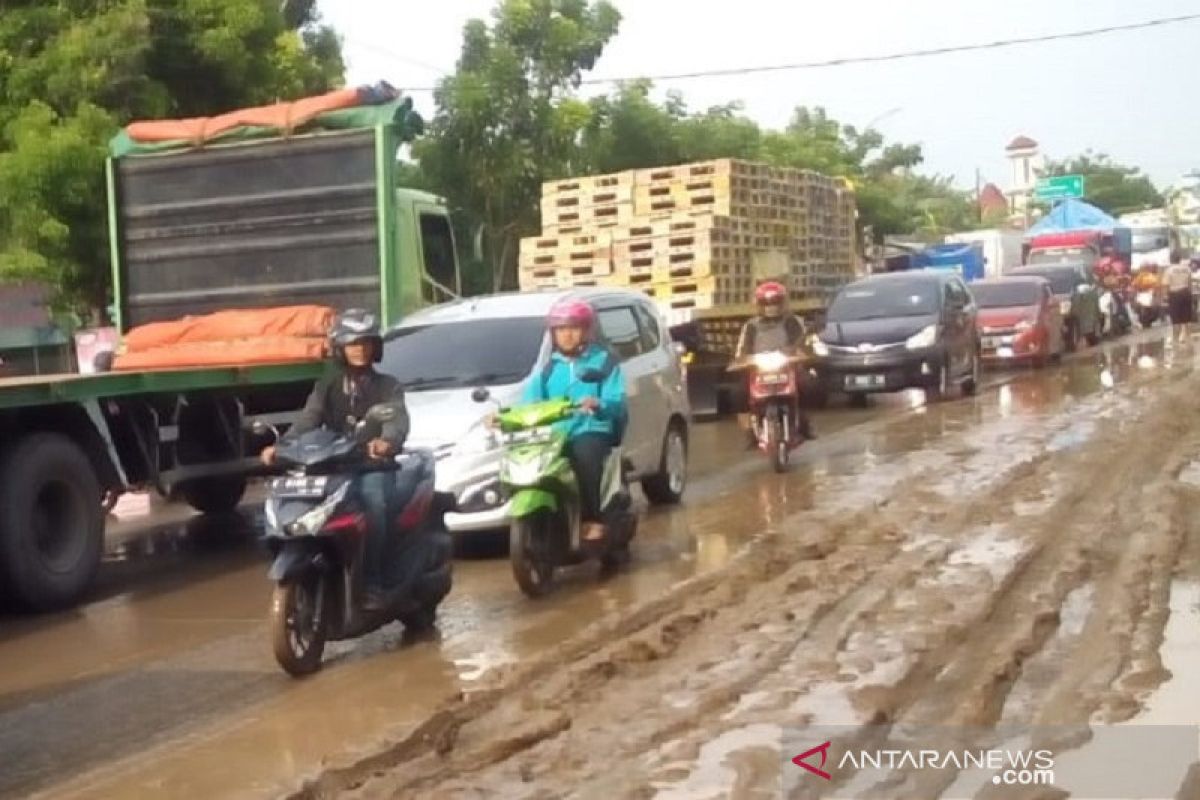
[180,476,247,515]
[0,434,103,611]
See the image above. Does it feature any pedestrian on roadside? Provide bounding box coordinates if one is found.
[1164,252,1194,345]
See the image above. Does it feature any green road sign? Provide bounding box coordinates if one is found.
[1035,175,1085,201]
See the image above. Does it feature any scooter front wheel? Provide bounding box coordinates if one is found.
[768,415,788,473]
[510,514,557,598]
[271,575,328,677]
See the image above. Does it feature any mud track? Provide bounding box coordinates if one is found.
[294,362,1200,799]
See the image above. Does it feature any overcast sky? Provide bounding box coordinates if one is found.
[320,0,1199,191]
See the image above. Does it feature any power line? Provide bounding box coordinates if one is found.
[394,12,1200,93]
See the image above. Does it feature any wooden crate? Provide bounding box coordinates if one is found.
[541,185,633,213]
[542,171,634,198]
[634,159,765,186]
[519,231,612,270]
[642,275,756,310]
[519,255,613,286]
[542,202,634,235]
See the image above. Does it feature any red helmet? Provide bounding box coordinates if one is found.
[547,298,595,331]
[755,281,787,306]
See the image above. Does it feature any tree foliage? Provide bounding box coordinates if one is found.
[416,0,622,291]
[1043,152,1162,216]
[0,0,344,315]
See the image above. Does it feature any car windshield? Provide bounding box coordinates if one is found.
[1132,228,1170,253]
[1028,247,1091,266]
[970,282,1042,309]
[1011,268,1082,295]
[827,280,940,321]
[381,316,545,390]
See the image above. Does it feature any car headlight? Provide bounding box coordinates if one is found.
[292,482,350,535]
[1015,319,1034,332]
[753,351,790,372]
[811,339,830,357]
[905,325,938,350]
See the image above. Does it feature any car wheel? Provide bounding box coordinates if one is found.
[927,359,950,402]
[962,349,979,396]
[642,422,687,505]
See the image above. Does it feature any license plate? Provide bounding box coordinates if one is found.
[846,374,885,388]
[271,476,328,497]
[997,347,1015,359]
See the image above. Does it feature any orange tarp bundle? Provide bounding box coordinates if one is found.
[114,305,333,371]
[124,88,362,145]
[114,337,327,371]
[123,306,334,353]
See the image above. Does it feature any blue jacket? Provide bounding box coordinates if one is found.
[521,345,627,441]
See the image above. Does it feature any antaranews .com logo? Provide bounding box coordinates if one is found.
[782,725,1198,798]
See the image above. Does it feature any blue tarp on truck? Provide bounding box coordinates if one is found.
[1027,198,1118,235]
[921,243,986,282]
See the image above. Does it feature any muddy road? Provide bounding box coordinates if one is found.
[3,332,1198,799]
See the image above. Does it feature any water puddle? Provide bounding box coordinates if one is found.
[997,583,1095,726]
[651,723,781,800]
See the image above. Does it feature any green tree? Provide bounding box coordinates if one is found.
[417,0,621,291]
[1043,152,1162,216]
[0,0,344,315]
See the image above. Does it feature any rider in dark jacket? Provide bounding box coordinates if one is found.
[734,281,816,446]
[261,309,409,609]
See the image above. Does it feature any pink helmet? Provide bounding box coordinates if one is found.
[547,298,595,331]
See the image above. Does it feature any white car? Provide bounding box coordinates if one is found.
[378,289,691,534]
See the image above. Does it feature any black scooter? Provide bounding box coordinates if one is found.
[258,405,453,676]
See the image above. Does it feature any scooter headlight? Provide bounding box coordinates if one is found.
[811,338,830,357]
[753,351,790,372]
[504,449,556,488]
[291,482,351,536]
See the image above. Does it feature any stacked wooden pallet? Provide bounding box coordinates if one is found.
[520,159,858,311]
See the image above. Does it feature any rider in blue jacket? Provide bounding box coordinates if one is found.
[522,299,627,543]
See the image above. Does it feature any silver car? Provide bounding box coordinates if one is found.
[378,288,691,534]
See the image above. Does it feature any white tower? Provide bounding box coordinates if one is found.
[1005,135,1043,224]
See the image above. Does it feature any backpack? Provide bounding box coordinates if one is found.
[540,348,628,445]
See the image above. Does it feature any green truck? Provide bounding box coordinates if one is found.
[0,100,461,611]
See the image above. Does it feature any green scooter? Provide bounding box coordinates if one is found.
[472,386,636,597]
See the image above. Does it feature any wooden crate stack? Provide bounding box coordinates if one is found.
[520,159,858,311]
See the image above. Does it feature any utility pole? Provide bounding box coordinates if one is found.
[975,167,982,224]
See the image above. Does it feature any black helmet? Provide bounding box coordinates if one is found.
[330,308,383,363]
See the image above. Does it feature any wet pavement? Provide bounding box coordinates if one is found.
[1,328,1195,799]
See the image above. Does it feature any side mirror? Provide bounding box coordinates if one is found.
[471,387,491,403]
[578,368,605,384]
[251,419,280,441]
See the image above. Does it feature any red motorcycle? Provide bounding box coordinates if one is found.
[732,350,806,472]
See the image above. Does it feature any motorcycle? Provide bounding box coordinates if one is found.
[1099,289,1132,338]
[258,404,453,676]
[731,350,806,473]
[1133,288,1161,328]
[474,384,637,598]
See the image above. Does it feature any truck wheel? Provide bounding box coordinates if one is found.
[181,476,247,515]
[642,423,687,505]
[0,434,104,611]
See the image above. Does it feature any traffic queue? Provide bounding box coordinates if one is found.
[255,249,1195,675]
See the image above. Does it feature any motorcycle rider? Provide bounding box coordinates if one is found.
[734,281,816,447]
[518,299,627,545]
[261,309,409,610]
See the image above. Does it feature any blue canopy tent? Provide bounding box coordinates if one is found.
[1026,198,1118,236]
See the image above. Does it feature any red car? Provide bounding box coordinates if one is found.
[971,277,1066,367]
